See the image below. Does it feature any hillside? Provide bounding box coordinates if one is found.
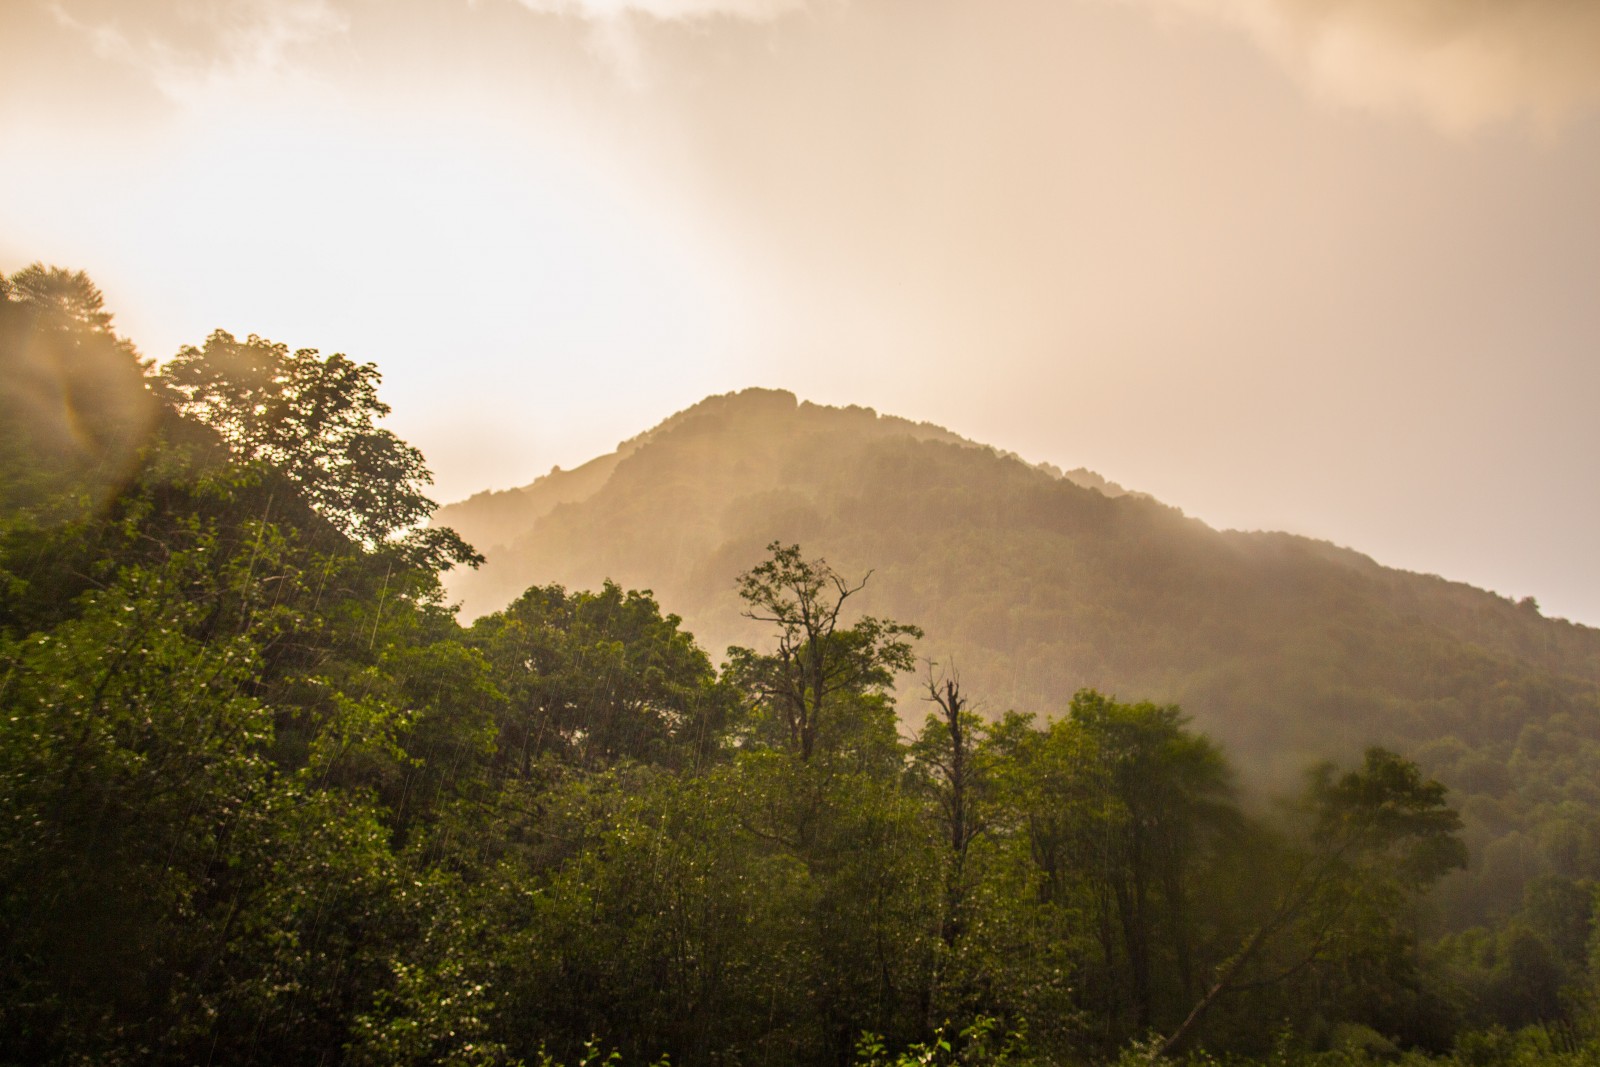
[440,387,1600,924]
[440,388,1600,745]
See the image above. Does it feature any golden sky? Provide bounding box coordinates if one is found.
[3,0,1599,623]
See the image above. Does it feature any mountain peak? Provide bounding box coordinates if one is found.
[435,390,1141,562]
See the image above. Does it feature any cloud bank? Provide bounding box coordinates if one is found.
[1135,0,1600,132]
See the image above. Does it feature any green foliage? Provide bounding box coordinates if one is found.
[727,541,921,764]
[1306,749,1469,887]
[470,580,734,773]
[487,764,825,1065]
[853,1017,1032,1067]
[159,329,479,571]
[4,270,1595,1067]
[0,547,275,1060]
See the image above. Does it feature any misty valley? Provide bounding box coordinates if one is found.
[7,267,1600,1067]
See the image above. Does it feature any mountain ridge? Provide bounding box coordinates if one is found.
[438,387,1597,674]
[439,387,1150,587]
[438,386,1599,756]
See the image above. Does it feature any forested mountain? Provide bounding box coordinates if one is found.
[6,270,1600,1067]
[440,389,1600,929]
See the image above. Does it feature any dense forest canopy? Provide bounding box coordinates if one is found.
[3,266,1600,1066]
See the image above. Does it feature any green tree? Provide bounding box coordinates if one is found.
[921,709,1100,1059]
[470,581,734,773]
[0,270,506,1064]
[1067,691,1238,1033]
[0,264,157,522]
[726,542,920,764]
[1156,747,1467,1057]
[485,766,821,1067]
[159,329,478,571]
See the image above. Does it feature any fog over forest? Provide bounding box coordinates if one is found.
[3,1,1600,1064]
[3,0,1599,624]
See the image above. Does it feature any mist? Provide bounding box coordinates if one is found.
[3,0,1599,622]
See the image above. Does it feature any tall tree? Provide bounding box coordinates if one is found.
[726,542,920,763]
[908,668,995,1037]
[910,667,987,948]
[159,330,478,571]
[1068,691,1238,1034]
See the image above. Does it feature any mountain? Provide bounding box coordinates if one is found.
[438,388,1600,921]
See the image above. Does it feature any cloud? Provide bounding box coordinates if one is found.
[1129,0,1600,133]
[512,0,809,19]
[47,0,348,107]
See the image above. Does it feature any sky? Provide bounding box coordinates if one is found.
[3,0,1599,624]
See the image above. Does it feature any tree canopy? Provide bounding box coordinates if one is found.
[3,265,1596,1067]
[160,329,479,570]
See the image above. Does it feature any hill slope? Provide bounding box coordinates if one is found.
[438,388,1600,921]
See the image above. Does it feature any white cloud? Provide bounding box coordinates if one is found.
[1128,0,1600,133]
[48,0,348,108]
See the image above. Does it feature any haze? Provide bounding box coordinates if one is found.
[3,0,1597,623]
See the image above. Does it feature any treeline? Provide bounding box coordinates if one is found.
[0,266,1596,1067]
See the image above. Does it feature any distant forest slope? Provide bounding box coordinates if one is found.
[440,388,1600,924]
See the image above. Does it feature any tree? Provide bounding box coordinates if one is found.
[1154,747,1467,1058]
[1065,691,1238,1033]
[159,330,478,571]
[0,264,156,519]
[469,581,734,773]
[0,271,515,1063]
[908,667,998,1037]
[726,542,921,763]
[0,539,283,1062]
[6,263,116,330]
[910,667,988,948]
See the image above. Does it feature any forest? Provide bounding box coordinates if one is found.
[4,264,1600,1067]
